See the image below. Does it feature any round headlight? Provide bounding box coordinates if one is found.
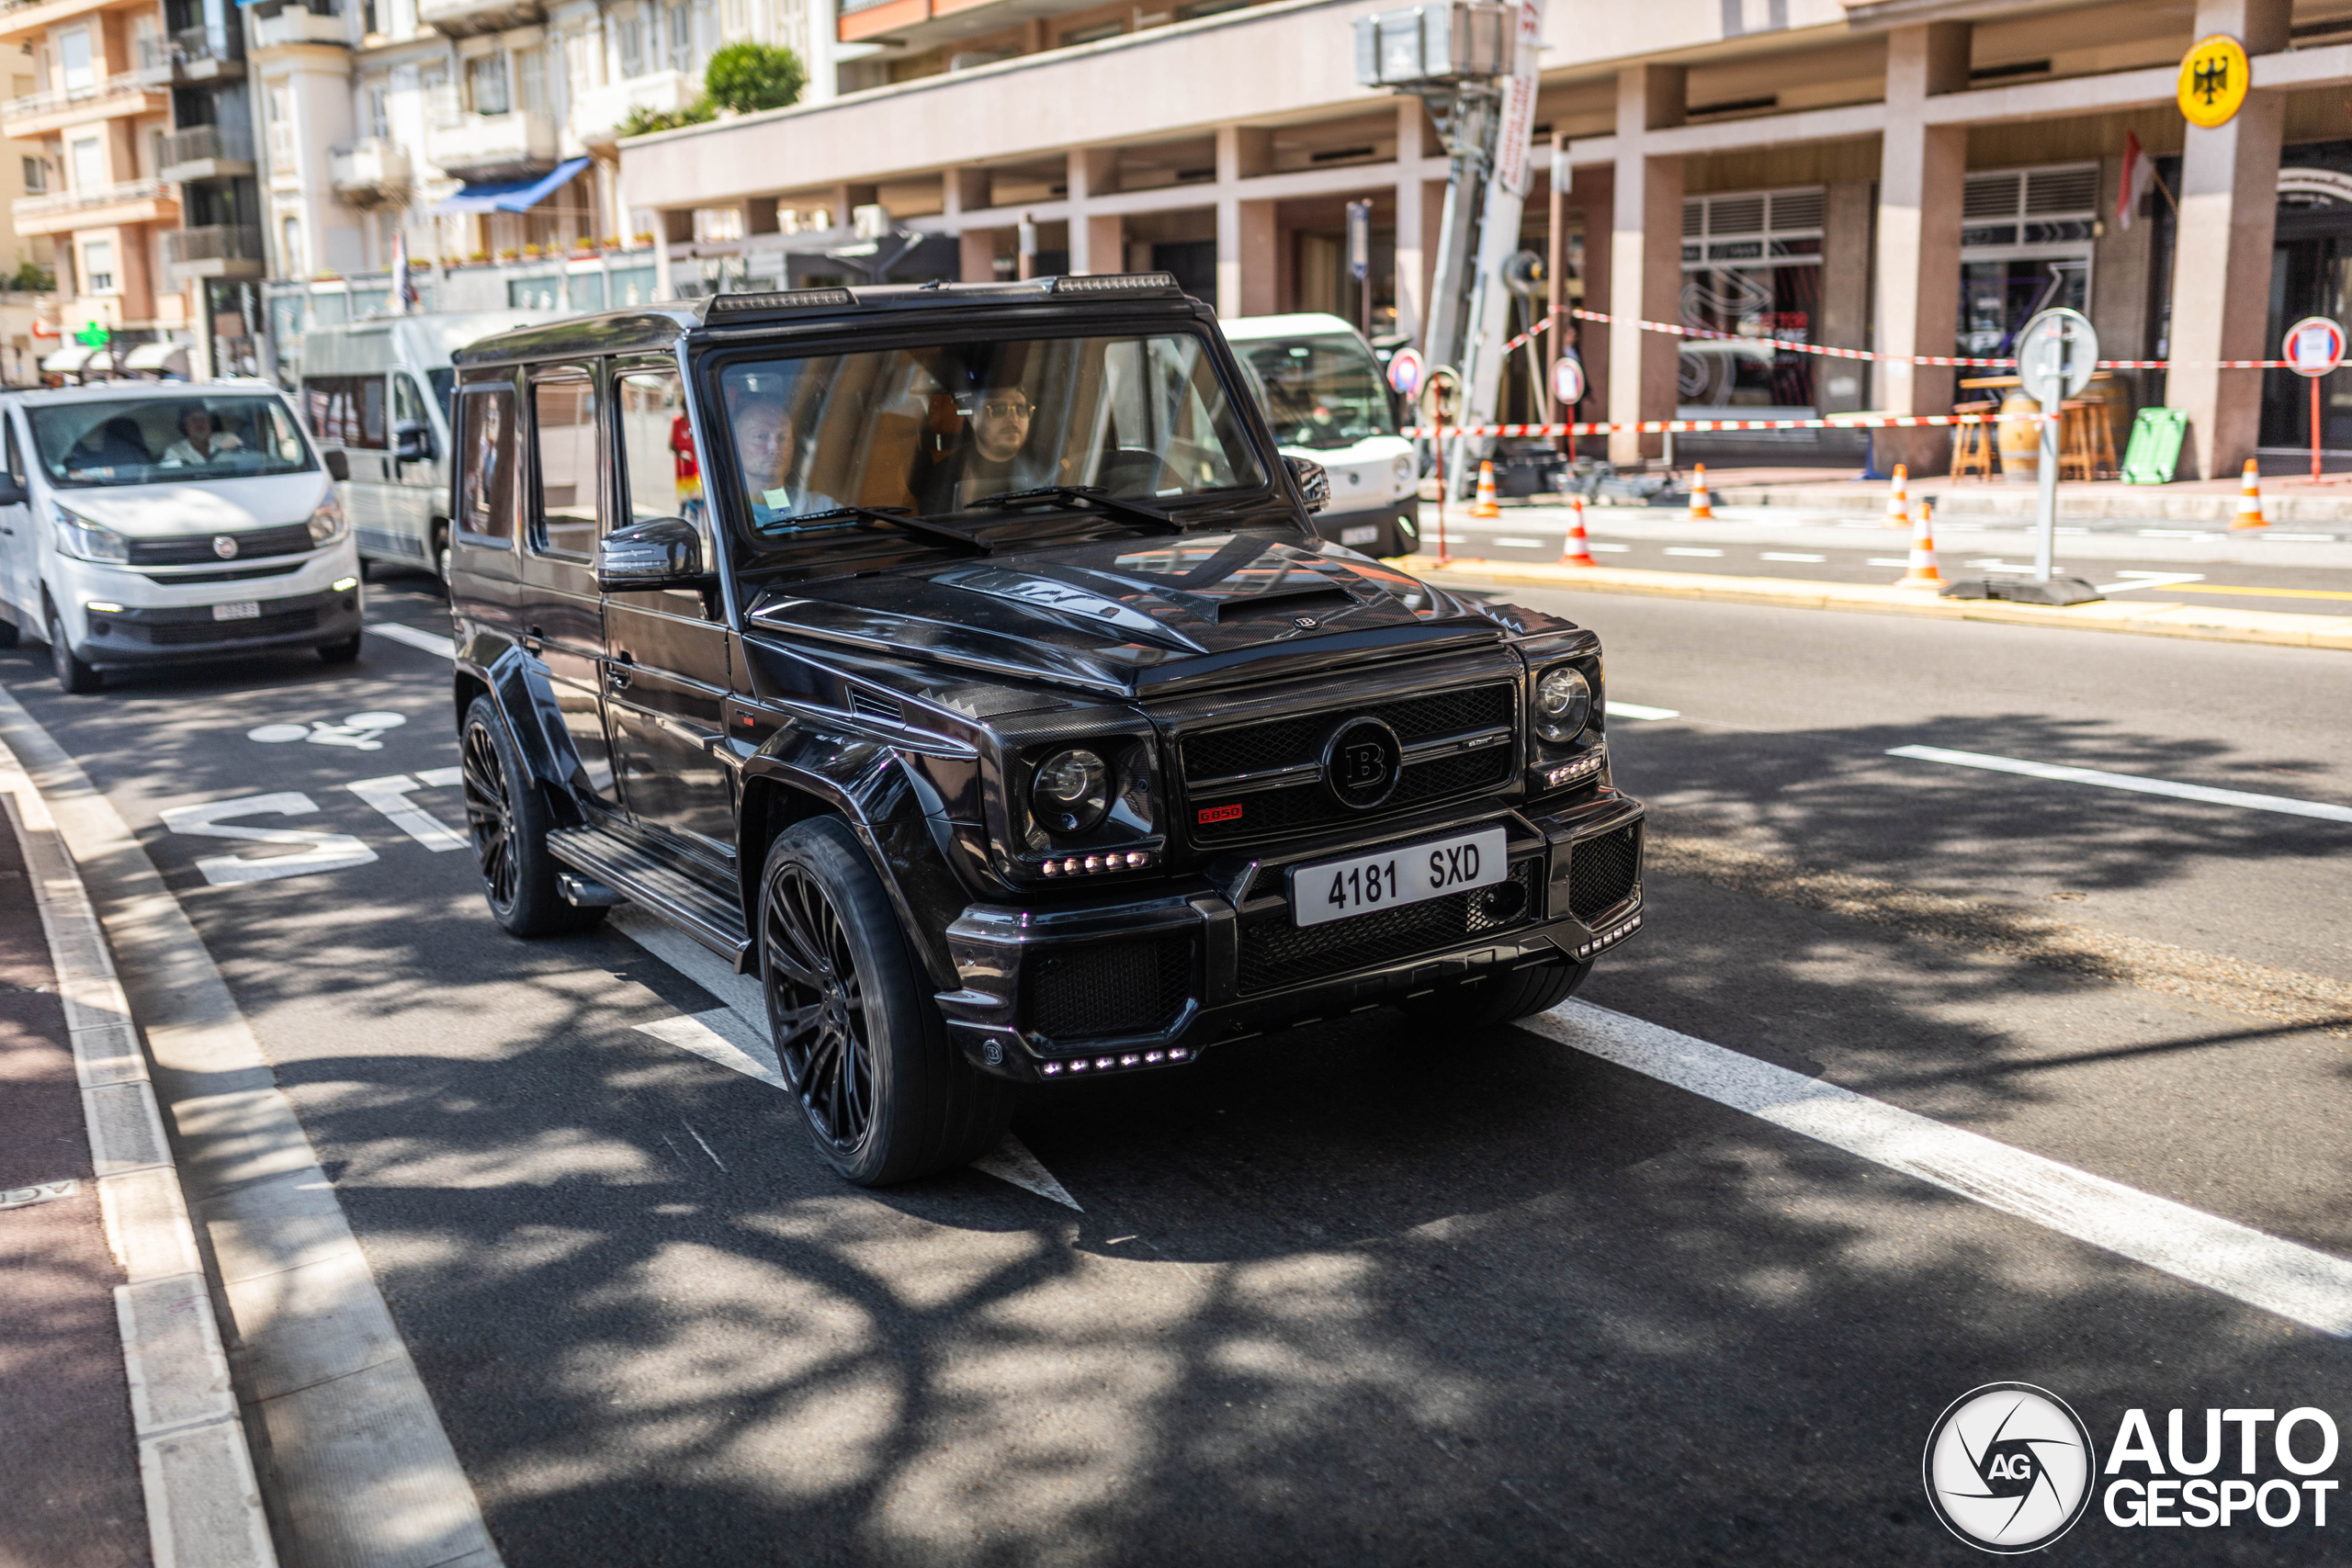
[1534,665,1592,743]
[1030,748,1111,834]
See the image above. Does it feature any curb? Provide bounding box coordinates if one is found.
[1708,483,2352,526]
[0,684,503,1568]
[0,744,277,1568]
[1396,557,2352,651]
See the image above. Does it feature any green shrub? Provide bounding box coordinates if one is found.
[704,42,806,115]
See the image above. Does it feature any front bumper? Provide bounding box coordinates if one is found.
[1310,501,1420,558]
[74,586,364,667]
[937,790,1645,1082]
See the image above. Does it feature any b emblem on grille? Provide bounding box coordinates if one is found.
[1294,615,1317,628]
[212,535,238,559]
[1322,716,1402,810]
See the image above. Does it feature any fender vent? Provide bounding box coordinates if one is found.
[848,690,902,724]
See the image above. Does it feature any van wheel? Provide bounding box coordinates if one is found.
[759,817,1010,1186]
[48,609,99,694]
[459,696,602,936]
[318,631,363,664]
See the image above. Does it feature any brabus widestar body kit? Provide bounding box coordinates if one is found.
[447,274,1646,1184]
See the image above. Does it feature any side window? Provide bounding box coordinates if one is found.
[455,387,516,546]
[301,375,389,450]
[530,373,598,558]
[392,372,426,430]
[614,367,704,530]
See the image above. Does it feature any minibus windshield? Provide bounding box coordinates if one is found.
[28,395,316,489]
[1231,333,1396,450]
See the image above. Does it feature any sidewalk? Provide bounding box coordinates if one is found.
[1682,465,2352,526]
[0,747,276,1568]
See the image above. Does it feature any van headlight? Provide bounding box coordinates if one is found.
[51,503,128,564]
[1391,453,1414,494]
[307,496,347,545]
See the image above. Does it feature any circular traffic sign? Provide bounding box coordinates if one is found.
[2015,309,2098,408]
[1386,345,1424,398]
[2178,33,2250,130]
[2285,316,2344,378]
[1551,354,1586,407]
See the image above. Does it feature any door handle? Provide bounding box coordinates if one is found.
[606,652,635,690]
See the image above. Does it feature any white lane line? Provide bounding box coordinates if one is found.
[370,622,456,660]
[2139,528,2223,540]
[346,773,468,852]
[1865,557,1911,567]
[607,907,1077,1207]
[1663,547,1724,558]
[1494,536,1549,548]
[1589,542,1632,553]
[1530,1002,2352,1337]
[2262,532,2337,542]
[1758,552,1826,563]
[1605,702,1680,722]
[1887,744,2352,824]
[2095,571,2207,594]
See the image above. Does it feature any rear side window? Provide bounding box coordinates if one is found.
[530,374,598,558]
[4,413,22,485]
[456,387,516,545]
[304,374,388,449]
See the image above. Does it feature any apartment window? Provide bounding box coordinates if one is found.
[468,52,511,116]
[22,156,44,193]
[367,83,389,140]
[617,10,646,77]
[361,0,379,35]
[775,0,808,52]
[82,241,114,294]
[58,28,92,94]
[665,2,692,73]
[518,48,548,118]
[68,137,101,190]
[423,67,460,129]
[281,216,303,275]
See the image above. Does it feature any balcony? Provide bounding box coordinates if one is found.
[167,223,266,279]
[1,73,167,139]
[159,123,256,183]
[415,0,545,39]
[427,108,559,184]
[134,25,243,87]
[569,71,696,150]
[331,138,413,207]
[250,4,347,49]
[13,178,177,235]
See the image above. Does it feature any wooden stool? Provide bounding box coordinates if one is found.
[2058,399,2118,480]
[1950,400,1998,480]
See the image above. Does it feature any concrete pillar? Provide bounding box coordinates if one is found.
[1608,64,1683,466]
[1815,181,1872,414]
[1068,149,1121,274]
[944,167,995,282]
[1394,99,1428,342]
[831,182,877,229]
[1871,22,1972,472]
[1215,126,1277,317]
[1566,159,1612,428]
[655,209,692,299]
[2165,0,2290,479]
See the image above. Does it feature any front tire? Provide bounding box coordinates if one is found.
[459,695,603,936]
[1399,958,1591,1028]
[48,609,99,694]
[760,817,1009,1186]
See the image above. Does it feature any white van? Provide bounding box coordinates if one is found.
[296,311,550,579]
[0,381,363,693]
[1223,311,1421,557]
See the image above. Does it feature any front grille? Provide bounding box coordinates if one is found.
[1025,934,1193,1042]
[1568,824,1641,921]
[139,563,303,585]
[127,524,315,567]
[120,608,320,646]
[1237,857,1540,994]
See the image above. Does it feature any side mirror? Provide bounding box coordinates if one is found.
[393,420,432,462]
[0,474,25,507]
[322,448,350,481]
[595,516,710,592]
[1283,454,1329,513]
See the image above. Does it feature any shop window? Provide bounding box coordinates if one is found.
[469,52,511,116]
[1956,164,2098,358]
[1679,187,1826,412]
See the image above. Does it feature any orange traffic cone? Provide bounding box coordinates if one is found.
[1470,460,1501,518]
[1686,463,1714,520]
[1883,463,1911,528]
[1898,499,1944,588]
[2231,458,2267,530]
[1558,495,1599,566]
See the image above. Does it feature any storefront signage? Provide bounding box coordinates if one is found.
[2178,34,2251,130]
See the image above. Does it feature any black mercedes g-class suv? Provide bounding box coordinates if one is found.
[447,274,1645,1186]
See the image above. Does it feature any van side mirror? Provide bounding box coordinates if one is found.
[393,420,432,462]
[595,516,711,592]
[0,474,25,507]
[1283,454,1329,513]
[322,448,350,481]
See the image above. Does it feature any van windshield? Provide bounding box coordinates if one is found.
[717,331,1267,543]
[28,395,315,490]
[1231,333,1396,450]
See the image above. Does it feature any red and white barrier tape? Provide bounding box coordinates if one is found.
[1403,409,2064,437]
[1551,307,2290,371]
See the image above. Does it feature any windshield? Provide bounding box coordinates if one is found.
[1232,333,1396,450]
[717,332,1267,541]
[29,395,315,489]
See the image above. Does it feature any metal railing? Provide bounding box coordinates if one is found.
[14,178,169,219]
[137,26,244,73]
[161,123,255,168]
[166,225,266,265]
[3,72,155,120]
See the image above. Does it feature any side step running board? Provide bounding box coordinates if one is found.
[546,826,751,965]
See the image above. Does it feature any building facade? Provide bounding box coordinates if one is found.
[610,0,2352,480]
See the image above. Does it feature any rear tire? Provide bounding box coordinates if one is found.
[317,631,363,664]
[48,609,99,694]
[459,695,603,936]
[0,615,19,649]
[759,817,1010,1186]
[1399,958,1591,1028]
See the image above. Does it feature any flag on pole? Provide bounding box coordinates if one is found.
[2116,131,2154,231]
[388,227,419,314]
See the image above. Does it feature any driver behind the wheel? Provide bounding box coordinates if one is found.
[731,390,842,528]
[916,380,1064,513]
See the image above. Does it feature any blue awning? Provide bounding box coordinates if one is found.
[431,158,593,216]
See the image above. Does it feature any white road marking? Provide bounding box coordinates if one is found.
[1962,559,2037,572]
[346,769,468,852]
[1887,745,2352,824]
[1589,542,1631,553]
[680,1118,727,1172]
[608,907,1079,1206]
[2261,532,2336,542]
[1865,558,1910,567]
[248,711,407,750]
[1758,552,1826,563]
[1663,547,1724,558]
[158,792,379,885]
[1494,536,1549,548]
[371,622,457,659]
[1605,702,1679,721]
[1530,1002,2352,1337]
[2095,571,2207,594]
[2139,528,2222,540]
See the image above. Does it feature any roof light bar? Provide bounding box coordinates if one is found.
[1047,272,1182,296]
[707,288,856,316]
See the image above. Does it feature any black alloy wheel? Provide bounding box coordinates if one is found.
[758,817,1010,1186]
[459,695,603,936]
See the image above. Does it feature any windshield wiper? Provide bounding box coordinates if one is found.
[786,505,991,555]
[964,485,1185,535]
